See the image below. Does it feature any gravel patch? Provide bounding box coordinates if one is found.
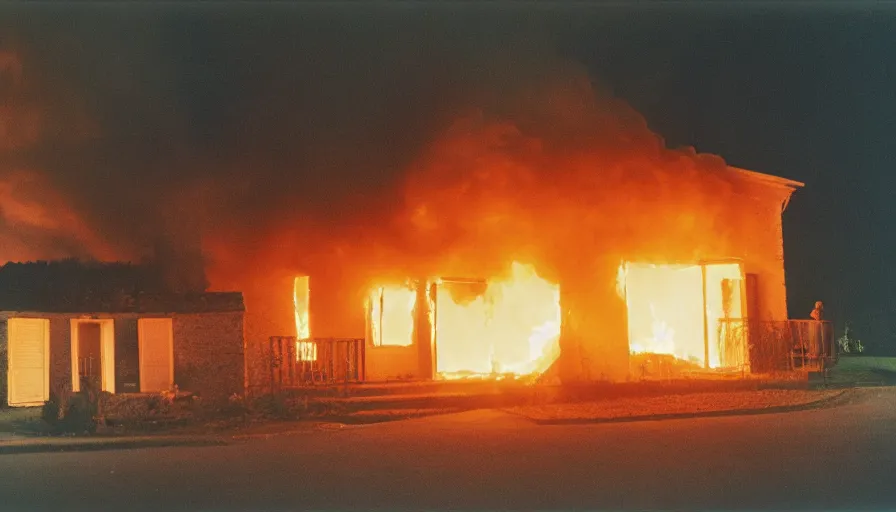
[506,389,844,423]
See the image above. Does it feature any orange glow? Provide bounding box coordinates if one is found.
[435,262,560,378]
[293,276,316,361]
[621,262,746,369]
[615,262,627,299]
[199,82,797,389]
[705,263,746,368]
[624,263,704,364]
[369,285,416,347]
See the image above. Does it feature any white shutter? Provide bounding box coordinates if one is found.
[138,318,173,393]
[8,318,50,406]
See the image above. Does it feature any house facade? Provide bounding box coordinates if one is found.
[256,166,805,389]
[0,263,246,407]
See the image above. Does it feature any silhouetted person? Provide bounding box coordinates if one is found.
[809,301,826,361]
[810,301,825,321]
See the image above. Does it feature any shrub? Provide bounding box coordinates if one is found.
[102,394,172,421]
[250,394,293,420]
[42,382,73,427]
[99,386,204,431]
[196,393,249,419]
[62,392,99,434]
[41,381,106,435]
[41,397,60,425]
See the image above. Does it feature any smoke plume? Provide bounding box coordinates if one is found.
[0,8,770,343]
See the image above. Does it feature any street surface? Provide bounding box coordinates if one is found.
[1,388,894,511]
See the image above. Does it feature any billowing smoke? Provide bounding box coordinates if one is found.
[0,10,769,353]
[0,50,120,263]
[201,52,759,348]
[0,43,206,289]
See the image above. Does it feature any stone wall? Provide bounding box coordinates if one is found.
[0,320,6,406]
[48,317,70,396]
[114,318,140,393]
[173,312,245,398]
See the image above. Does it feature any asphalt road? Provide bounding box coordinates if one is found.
[1,388,895,511]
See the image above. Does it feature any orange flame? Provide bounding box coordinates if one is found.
[621,262,746,369]
[435,262,560,377]
[293,276,316,361]
[368,284,416,347]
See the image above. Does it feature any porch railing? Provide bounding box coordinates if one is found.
[719,319,836,373]
[269,336,365,392]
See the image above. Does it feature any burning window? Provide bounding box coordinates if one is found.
[705,264,746,368]
[368,284,416,347]
[623,264,705,365]
[293,276,316,361]
[434,262,561,378]
[620,261,746,370]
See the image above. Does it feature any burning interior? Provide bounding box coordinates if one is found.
[433,262,560,378]
[364,262,562,380]
[620,262,746,374]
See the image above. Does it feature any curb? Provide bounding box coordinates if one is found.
[228,412,463,438]
[512,389,851,426]
[0,436,228,455]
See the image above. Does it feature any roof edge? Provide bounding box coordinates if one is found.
[728,166,805,190]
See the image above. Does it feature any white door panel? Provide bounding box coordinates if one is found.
[8,318,50,406]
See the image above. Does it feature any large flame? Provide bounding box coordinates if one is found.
[364,262,560,379]
[368,284,417,347]
[435,262,560,378]
[629,303,678,357]
[293,276,316,361]
[621,262,746,369]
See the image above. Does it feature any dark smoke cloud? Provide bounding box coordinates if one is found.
[0,5,574,284]
[1,4,745,333]
[0,8,416,263]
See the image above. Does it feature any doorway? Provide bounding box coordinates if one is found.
[70,319,116,393]
[78,323,102,391]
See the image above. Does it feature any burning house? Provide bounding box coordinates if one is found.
[258,114,807,390]
[0,38,830,398]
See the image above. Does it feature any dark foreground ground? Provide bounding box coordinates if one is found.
[0,386,894,511]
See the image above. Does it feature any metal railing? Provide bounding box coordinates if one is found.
[269,336,365,392]
[78,356,97,378]
[719,319,836,373]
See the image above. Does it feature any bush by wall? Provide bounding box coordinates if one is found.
[42,381,106,435]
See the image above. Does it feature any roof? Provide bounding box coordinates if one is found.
[0,260,245,314]
[0,292,246,315]
[728,166,805,191]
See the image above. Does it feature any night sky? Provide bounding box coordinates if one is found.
[1,3,894,350]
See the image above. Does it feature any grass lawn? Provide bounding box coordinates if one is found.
[0,407,48,435]
[828,356,896,386]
